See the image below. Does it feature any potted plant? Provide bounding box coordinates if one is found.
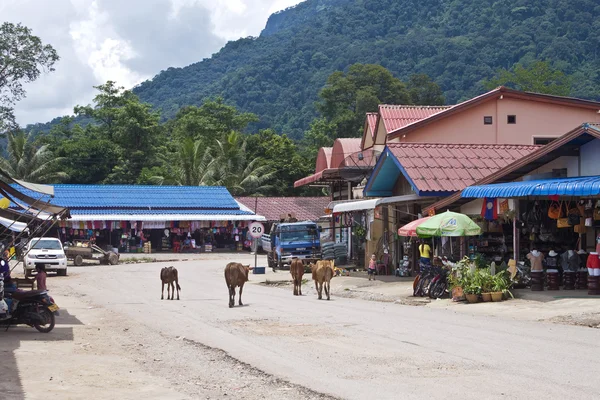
[354,225,367,239]
[448,257,471,301]
[491,271,512,301]
[479,269,493,302]
[463,282,481,303]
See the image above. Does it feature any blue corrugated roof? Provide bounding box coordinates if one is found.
[69,209,251,216]
[11,184,242,210]
[462,176,600,198]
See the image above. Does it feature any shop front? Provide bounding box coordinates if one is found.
[457,178,600,293]
[425,123,600,294]
[55,215,264,253]
[12,184,265,254]
[330,195,425,273]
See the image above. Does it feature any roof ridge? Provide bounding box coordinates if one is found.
[379,104,453,109]
[386,143,542,148]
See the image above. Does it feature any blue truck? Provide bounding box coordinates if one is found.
[261,221,322,270]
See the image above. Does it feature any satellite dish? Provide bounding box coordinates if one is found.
[338,149,381,182]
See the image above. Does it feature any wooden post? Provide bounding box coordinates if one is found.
[254,196,258,269]
[513,200,520,262]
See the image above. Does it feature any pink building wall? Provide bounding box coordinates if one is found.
[387,98,600,145]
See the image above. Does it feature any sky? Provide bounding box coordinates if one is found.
[0,0,303,125]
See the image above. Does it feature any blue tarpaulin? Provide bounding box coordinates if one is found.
[461,176,600,198]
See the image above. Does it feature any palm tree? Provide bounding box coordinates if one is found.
[211,132,276,195]
[150,138,216,186]
[153,132,276,195]
[0,131,67,183]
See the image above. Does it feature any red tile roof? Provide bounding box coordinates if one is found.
[366,113,378,138]
[424,123,600,213]
[387,143,541,193]
[235,197,330,222]
[315,147,333,173]
[296,138,364,187]
[379,105,452,134]
[331,138,362,168]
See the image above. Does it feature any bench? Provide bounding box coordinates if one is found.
[14,277,35,290]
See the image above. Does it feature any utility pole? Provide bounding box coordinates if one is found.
[254,196,258,270]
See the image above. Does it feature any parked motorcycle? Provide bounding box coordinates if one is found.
[0,277,60,333]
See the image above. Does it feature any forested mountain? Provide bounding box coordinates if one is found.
[133,0,600,139]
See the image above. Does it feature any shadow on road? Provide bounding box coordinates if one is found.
[0,309,82,400]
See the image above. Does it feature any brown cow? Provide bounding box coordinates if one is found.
[225,262,253,308]
[309,260,334,300]
[290,258,304,296]
[160,266,181,300]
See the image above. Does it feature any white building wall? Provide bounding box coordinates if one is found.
[580,139,600,176]
[521,156,580,179]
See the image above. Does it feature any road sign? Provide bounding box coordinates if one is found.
[248,221,265,239]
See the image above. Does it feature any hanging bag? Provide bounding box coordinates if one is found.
[567,201,581,226]
[594,207,600,221]
[548,201,561,220]
[557,202,570,229]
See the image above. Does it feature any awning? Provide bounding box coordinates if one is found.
[398,217,431,237]
[462,175,600,198]
[331,194,422,214]
[332,199,380,213]
[0,216,28,232]
[0,180,68,216]
[13,179,55,196]
[68,213,266,222]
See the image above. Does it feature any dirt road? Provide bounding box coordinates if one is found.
[4,254,600,399]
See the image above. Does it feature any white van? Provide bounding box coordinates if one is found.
[24,237,67,277]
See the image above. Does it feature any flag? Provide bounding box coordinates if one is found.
[481,197,498,221]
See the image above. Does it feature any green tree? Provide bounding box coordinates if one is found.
[0,130,66,183]
[484,61,571,96]
[246,129,311,196]
[317,64,410,138]
[170,98,258,144]
[74,81,132,140]
[407,74,445,105]
[0,22,59,131]
[71,81,165,184]
[52,125,120,184]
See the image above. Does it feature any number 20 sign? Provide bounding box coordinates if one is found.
[248,221,265,239]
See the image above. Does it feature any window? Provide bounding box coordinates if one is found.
[484,116,493,125]
[30,239,62,250]
[507,115,516,124]
[533,137,558,145]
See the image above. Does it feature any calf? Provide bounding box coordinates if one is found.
[225,262,252,308]
[160,266,181,300]
[309,260,335,300]
[290,258,304,296]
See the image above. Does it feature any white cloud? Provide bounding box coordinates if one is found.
[0,0,304,126]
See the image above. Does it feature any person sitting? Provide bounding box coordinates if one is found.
[172,238,181,253]
[35,264,48,291]
[182,237,192,252]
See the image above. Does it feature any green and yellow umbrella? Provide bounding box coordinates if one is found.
[416,211,481,237]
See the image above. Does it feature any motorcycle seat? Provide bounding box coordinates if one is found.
[10,290,47,300]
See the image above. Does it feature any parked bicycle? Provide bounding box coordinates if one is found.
[413,264,439,297]
[428,267,450,299]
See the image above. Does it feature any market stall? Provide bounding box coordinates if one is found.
[460,176,600,294]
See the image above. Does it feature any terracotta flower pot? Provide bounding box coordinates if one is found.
[481,292,492,302]
[491,292,503,302]
[465,293,479,303]
[452,287,465,302]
